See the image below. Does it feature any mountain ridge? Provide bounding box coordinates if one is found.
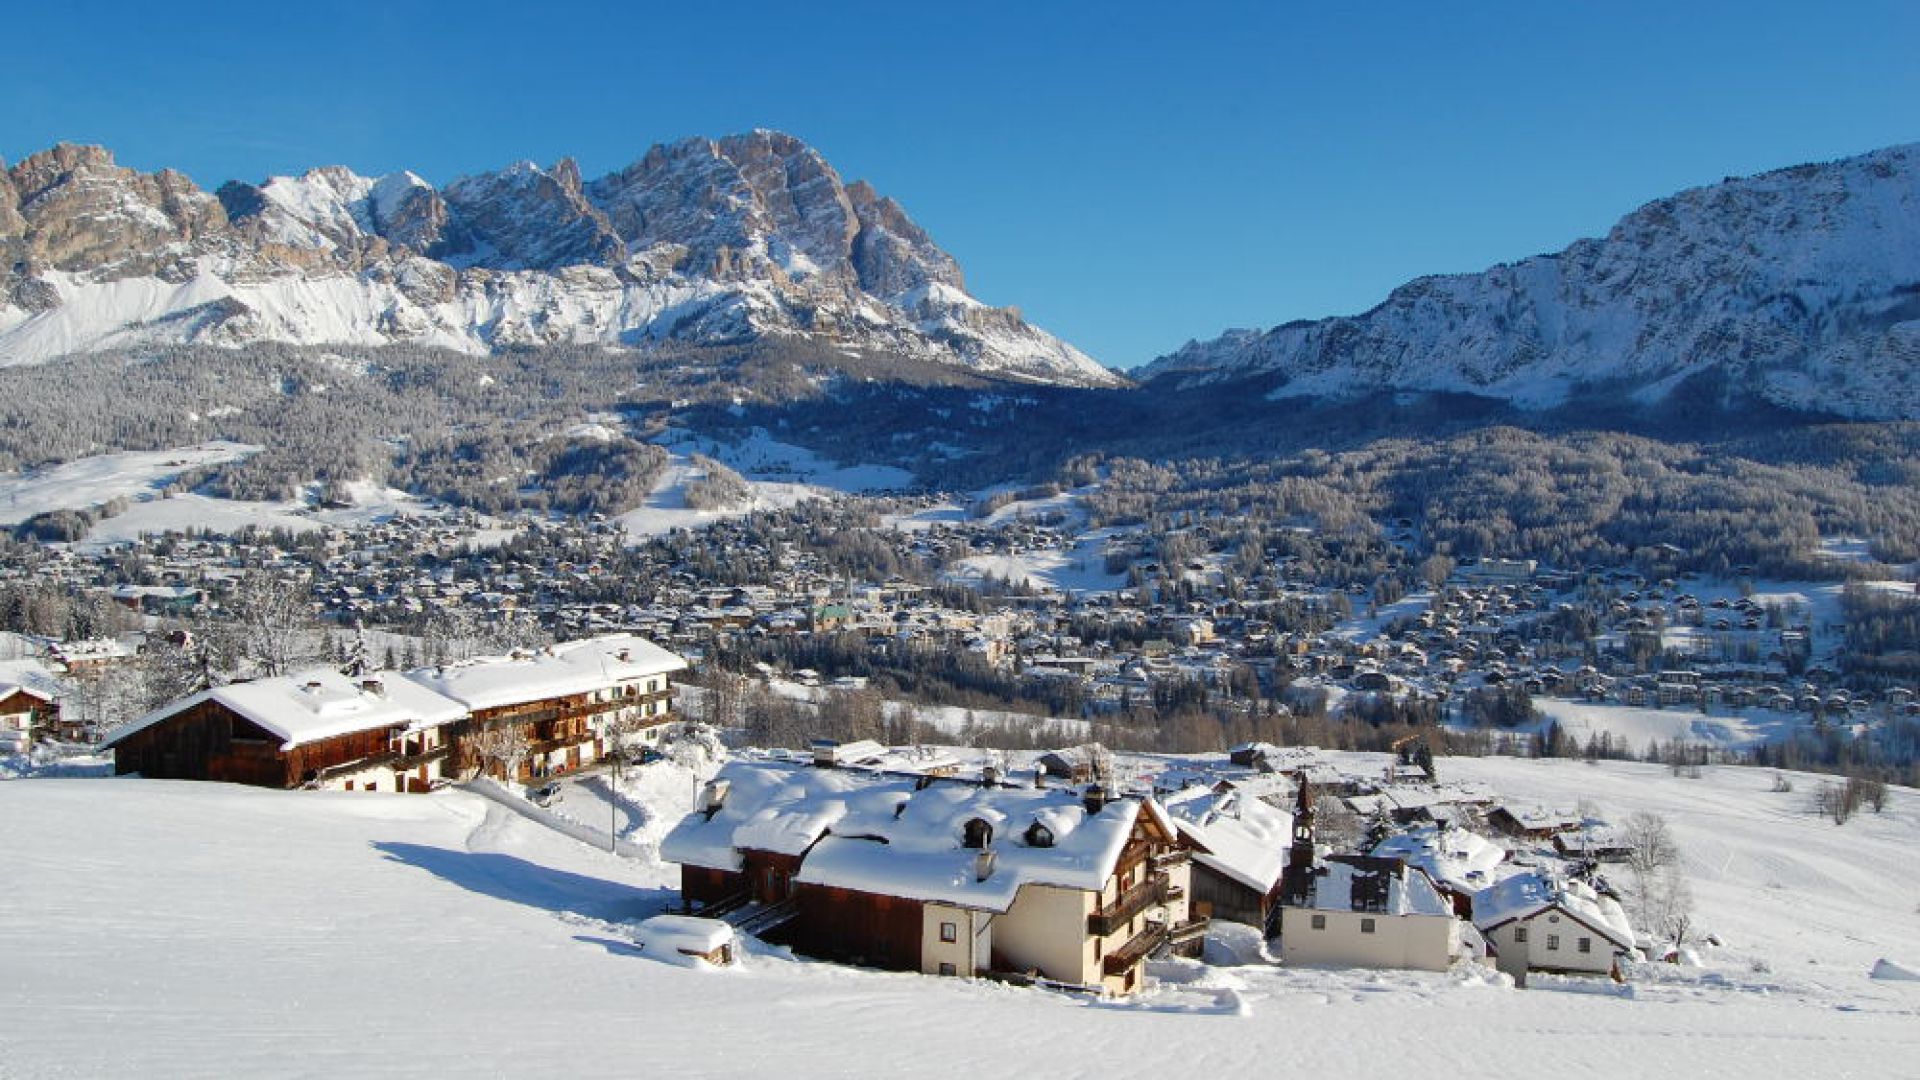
[1142,142,1920,420]
[0,132,1122,388]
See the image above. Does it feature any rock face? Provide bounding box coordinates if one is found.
[0,133,1120,387]
[1142,143,1920,420]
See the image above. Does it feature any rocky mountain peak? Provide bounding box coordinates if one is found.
[0,132,1120,388]
[1143,142,1920,420]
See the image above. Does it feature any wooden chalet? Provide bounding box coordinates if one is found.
[1163,781,1294,931]
[106,633,688,791]
[403,634,687,782]
[105,669,468,791]
[662,759,1204,996]
[1,683,58,753]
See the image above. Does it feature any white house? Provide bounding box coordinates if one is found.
[1277,854,1462,972]
[1473,870,1637,982]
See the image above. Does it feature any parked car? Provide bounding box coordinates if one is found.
[529,781,563,807]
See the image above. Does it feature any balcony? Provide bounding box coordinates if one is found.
[1102,921,1169,976]
[1089,873,1170,938]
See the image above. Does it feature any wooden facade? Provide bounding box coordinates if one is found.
[792,884,926,971]
[448,687,674,782]
[110,698,410,789]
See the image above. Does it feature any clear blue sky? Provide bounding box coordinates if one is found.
[6,1,1918,369]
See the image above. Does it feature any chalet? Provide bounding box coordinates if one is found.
[106,669,468,791]
[406,634,686,781]
[660,759,1203,996]
[1163,783,1293,931]
[1474,871,1637,983]
[1034,744,1107,783]
[0,683,58,753]
[1485,804,1584,842]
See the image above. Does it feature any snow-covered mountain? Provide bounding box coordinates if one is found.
[0,134,1122,387]
[1143,144,1920,419]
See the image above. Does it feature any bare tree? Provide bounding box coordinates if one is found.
[216,571,317,678]
[1624,811,1684,936]
[470,723,531,783]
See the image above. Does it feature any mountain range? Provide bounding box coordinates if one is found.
[1142,143,1920,421]
[0,131,1121,387]
[3,134,1918,420]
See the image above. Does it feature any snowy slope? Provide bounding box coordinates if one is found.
[4,760,1918,1078]
[1145,143,1920,419]
[0,137,1121,388]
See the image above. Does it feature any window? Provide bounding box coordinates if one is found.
[1360,918,1376,935]
[1513,927,1528,943]
[939,921,958,943]
[1578,937,1592,954]
[1546,934,1561,951]
[938,962,957,976]
[1310,914,1326,930]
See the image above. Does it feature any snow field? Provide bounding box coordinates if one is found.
[4,754,1917,1078]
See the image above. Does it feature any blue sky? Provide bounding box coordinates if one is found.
[6,1,1918,368]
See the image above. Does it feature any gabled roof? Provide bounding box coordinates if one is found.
[662,759,1153,913]
[0,682,57,705]
[1163,786,1293,894]
[402,633,686,711]
[1472,870,1636,949]
[106,668,467,753]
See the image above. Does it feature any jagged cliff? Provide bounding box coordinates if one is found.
[0,132,1121,387]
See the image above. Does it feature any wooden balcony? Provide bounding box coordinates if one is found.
[1102,921,1168,976]
[1089,873,1170,937]
[1165,917,1208,948]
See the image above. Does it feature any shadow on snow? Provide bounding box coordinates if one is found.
[372,841,674,923]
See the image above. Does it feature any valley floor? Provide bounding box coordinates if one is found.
[3,759,1917,1079]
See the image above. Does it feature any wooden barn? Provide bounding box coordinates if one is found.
[1162,782,1294,931]
[105,669,468,791]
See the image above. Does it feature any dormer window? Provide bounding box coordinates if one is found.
[1024,821,1055,848]
[961,817,994,850]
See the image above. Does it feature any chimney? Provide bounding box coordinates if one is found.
[974,849,997,882]
[1083,783,1107,816]
[698,779,730,820]
[360,677,384,697]
[982,761,1001,787]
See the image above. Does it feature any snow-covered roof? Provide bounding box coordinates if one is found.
[0,681,57,705]
[1471,870,1635,949]
[1371,825,1508,895]
[1164,786,1293,893]
[799,780,1143,913]
[108,668,467,752]
[660,761,900,870]
[662,760,1152,913]
[1300,857,1453,918]
[402,633,685,711]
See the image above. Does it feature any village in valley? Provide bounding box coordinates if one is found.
[3,473,1916,1027]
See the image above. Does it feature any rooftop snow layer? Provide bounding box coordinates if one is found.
[404,633,685,711]
[109,667,467,752]
[1472,870,1636,948]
